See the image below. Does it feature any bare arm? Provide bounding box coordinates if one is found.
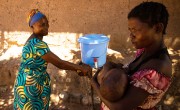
[42,51,91,75]
[91,68,150,110]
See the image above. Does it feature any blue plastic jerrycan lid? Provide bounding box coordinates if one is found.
[78,34,110,44]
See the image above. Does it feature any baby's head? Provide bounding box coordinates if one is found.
[99,68,128,102]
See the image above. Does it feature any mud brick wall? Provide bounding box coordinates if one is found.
[0,0,179,110]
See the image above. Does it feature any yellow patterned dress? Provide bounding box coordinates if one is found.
[13,37,51,110]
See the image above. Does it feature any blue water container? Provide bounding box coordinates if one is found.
[78,34,110,68]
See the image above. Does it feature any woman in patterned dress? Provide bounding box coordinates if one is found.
[91,2,172,110]
[13,9,92,110]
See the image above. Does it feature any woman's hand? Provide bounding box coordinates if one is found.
[78,63,92,77]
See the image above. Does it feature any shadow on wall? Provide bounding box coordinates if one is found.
[0,0,179,109]
[0,57,19,109]
[0,46,179,110]
[0,46,106,109]
[0,57,100,110]
[1,0,180,51]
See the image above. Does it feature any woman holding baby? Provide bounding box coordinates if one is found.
[91,2,172,110]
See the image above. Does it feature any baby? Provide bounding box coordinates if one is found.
[97,62,128,102]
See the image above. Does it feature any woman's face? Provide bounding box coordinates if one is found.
[32,16,49,36]
[128,18,156,49]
